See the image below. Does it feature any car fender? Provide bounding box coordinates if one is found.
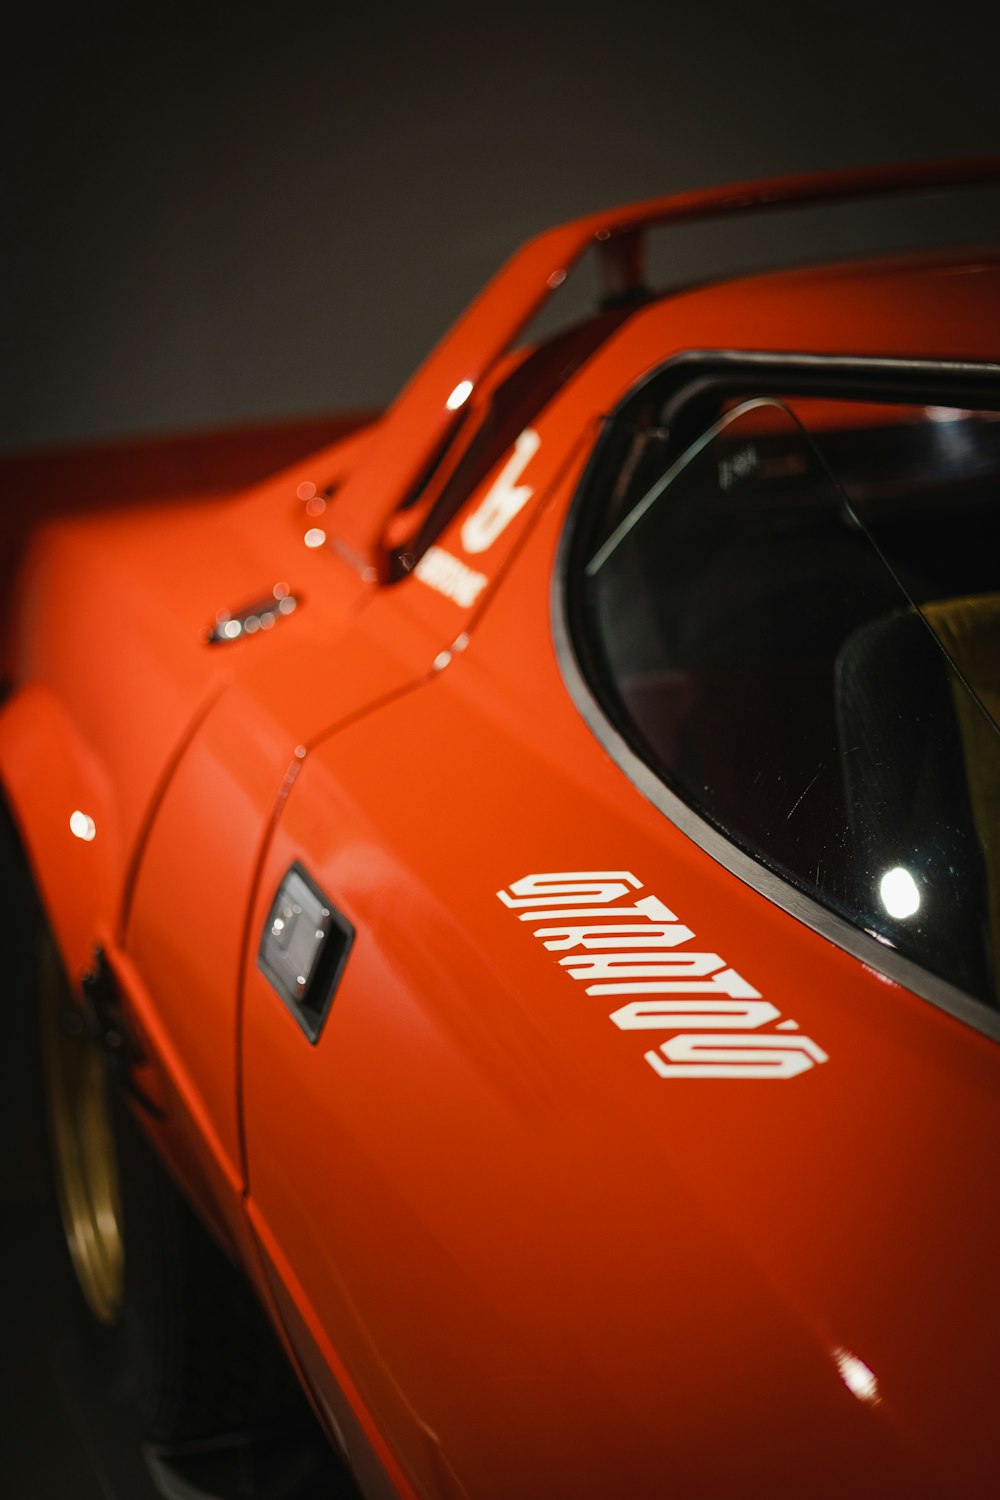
[0,682,123,979]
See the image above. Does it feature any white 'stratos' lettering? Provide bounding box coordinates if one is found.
[414,546,488,608]
[496,869,827,1081]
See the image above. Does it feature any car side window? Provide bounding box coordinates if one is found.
[569,382,1000,1012]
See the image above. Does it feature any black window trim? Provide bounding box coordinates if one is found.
[552,348,1000,1046]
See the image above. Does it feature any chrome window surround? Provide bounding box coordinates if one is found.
[552,350,1000,1046]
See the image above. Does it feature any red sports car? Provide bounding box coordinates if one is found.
[2,158,999,1499]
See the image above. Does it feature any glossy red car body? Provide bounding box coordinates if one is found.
[2,160,999,1498]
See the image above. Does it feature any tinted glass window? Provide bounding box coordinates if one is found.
[572,388,1000,1010]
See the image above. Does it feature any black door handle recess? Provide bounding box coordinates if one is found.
[258,864,354,1042]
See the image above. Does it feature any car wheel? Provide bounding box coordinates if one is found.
[39,929,125,1329]
[35,920,314,1455]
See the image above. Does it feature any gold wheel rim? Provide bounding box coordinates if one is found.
[40,940,124,1325]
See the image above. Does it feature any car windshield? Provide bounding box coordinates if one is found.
[573,390,1000,1011]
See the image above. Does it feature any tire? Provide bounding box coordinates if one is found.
[34,911,308,1448]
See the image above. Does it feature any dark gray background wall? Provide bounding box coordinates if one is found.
[4,1,1000,453]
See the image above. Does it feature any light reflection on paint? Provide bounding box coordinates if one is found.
[834,1347,880,1405]
[69,810,96,842]
[304,528,327,548]
[445,380,473,411]
[879,866,921,919]
[924,406,969,424]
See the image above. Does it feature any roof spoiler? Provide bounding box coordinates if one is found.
[328,156,1000,580]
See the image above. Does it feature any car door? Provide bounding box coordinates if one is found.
[233,447,852,1500]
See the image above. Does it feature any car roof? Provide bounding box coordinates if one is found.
[533,245,1000,443]
[327,160,1000,579]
